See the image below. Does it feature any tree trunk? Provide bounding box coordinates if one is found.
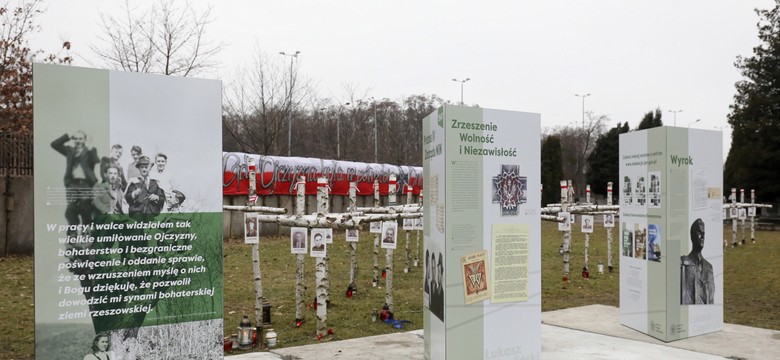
[372,180,380,287]
[348,182,358,292]
[295,177,306,322]
[316,177,329,336]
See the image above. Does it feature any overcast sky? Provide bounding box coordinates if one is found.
[29,0,776,159]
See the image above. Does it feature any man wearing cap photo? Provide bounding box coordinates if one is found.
[125,155,165,215]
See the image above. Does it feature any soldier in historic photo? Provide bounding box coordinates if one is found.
[51,131,100,234]
[681,219,715,305]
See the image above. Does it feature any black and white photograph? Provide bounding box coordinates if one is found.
[729,207,738,219]
[244,212,259,244]
[426,250,445,322]
[403,218,414,230]
[634,176,647,206]
[623,176,633,205]
[681,219,715,305]
[413,216,424,230]
[748,207,756,217]
[649,172,661,208]
[604,214,615,228]
[310,229,327,257]
[581,215,594,233]
[380,221,398,249]
[291,227,307,254]
[622,224,634,257]
[738,208,747,220]
[346,228,359,242]
[369,220,382,234]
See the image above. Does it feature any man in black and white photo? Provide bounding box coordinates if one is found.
[100,143,127,191]
[150,153,173,195]
[383,225,396,244]
[93,165,124,215]
[126,145,143,179]
[292,230,306,249]
[681,218,715,305]
[125,156,165,215]
[312,233,325,252]
[51,131,100,234]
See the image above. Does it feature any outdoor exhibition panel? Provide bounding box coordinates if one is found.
[619,126,723,342]
[423,105,541,359]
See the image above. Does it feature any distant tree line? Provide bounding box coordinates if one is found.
[3,0,780,203]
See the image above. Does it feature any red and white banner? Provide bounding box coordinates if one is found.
[222,153,423,196]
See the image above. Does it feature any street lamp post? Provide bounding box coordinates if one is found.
[574,93,591,128]
[452,78,471,105]
[370,97,378,163]
[688,119,701,128]
[279,50,300,157]
[668,109,683,127]
[337,102,350,159]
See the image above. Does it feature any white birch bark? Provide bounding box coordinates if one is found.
[315,177,328,336]
[295,177,306,323]
[223,205,287,213]
[385,175,396,312]
[561,180,571,284]
[247,158,265,338]
[584,185,590,275]
[404,185,412,273]
[751,189,756,244]
[740,189,746,245]
[372,180,380,287]
[731,187,737,248]
[348,182,358,292]
[607,182,614,272]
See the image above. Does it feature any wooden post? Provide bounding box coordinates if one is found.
[248,158,265,341]
[386,175,397,312]
[294,177,306,324]
[606,182,614,272]
[561,180,571,284]
[731,187,737,248]
[372,180,380,287]
[740,189,746,245]
[315,177,328,337]
[404,184,412,273]
[751,189,756,244]
[348,182,359,293]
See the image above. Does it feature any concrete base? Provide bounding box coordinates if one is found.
[228,305,780,360]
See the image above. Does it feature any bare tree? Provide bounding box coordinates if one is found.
[223,49,313,155]
[548,111,608,200]
[92,0,221,77]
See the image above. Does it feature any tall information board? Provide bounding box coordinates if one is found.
[619,126,723,342]
[422,105,541,359]
[34,64,224,358]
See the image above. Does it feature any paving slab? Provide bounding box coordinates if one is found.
[227,304,780,359]
[542,304,780,360]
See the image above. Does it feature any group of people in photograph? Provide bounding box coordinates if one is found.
[52,131,186,232]
[425,249,444,321]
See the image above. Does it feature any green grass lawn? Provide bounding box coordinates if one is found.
[2,223,778,359]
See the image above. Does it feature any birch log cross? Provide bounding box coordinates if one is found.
[583,185,591,278]
[348,182,358,294]
[386,175,397,313]
[246,158,265,341]
[316,177,329,337]
[560,180,571,285]
[372,180,380,287]
[607,182,614,272]
[404,184,412,273]
[295,177,306,325]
